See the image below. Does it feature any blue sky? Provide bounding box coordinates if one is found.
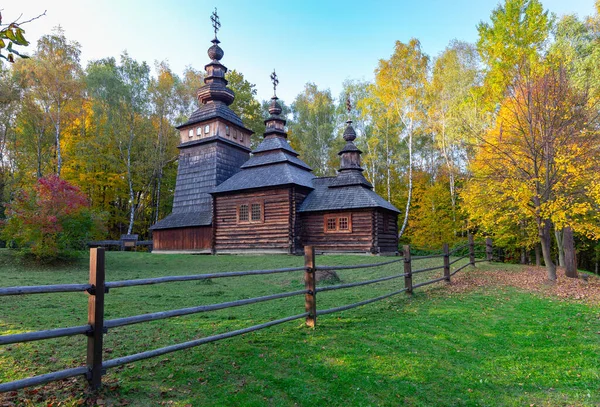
[5,0,597,103]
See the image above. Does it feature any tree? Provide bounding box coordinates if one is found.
[477,0,551,106]
[463,64,600,280]
[289,83,337,176]
[428,41,483,221]
[1,175,104,261]
[12,27,83,176]
[227,69,263,142]
[373,38,429,238]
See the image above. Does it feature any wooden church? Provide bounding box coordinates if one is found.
[150,12,399,254]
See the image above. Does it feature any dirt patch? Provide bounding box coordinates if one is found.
[448,266,600,304]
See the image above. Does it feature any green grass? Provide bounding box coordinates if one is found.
[0,249,598,406]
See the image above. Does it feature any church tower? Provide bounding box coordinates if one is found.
[151,10,253,252]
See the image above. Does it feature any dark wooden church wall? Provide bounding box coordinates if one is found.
[375,209,399,253]
[300,210,374,252]
[290,187,311,254]
[214,188,293,252]
[153,226,213,250]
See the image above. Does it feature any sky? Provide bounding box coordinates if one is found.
[3,0,597,103]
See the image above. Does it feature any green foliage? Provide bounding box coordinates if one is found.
[227,69,263,141]
[289,83,337,176]
[477,0,551,104]
[0,176,105,261]
[0,12,32,63]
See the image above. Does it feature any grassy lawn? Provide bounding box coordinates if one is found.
[0,249,598,406]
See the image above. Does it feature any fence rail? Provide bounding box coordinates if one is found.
[0,235,492,393]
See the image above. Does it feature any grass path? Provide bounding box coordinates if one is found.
[0,250,598,406]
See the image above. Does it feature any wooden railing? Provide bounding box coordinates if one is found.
[0,235,492,393]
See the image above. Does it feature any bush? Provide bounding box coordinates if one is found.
[0,176,105,262]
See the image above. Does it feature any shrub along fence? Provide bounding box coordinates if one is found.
[0,235,492,392]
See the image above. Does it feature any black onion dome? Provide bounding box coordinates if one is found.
[343,120,357,142]
[208,42,224,61]
[269,97,282,115]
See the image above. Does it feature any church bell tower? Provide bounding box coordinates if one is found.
[150,9,253,252]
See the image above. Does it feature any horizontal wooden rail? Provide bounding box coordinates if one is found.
[450,262,472,276]
[0,366,88,393]
[316,288,408,316]
[105,289,308,329]
[411,264,446,275]
[0,283,92,296]
[315,273,407,293]
[448,242,470,255]
[315,258,403,271]
[103,312,309,369]
[105,266,306,289]
[412,276,447,289]
[449,254,470,266]
[411,253,444,260]
[0,324,90,345]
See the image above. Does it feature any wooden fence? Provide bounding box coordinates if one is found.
[0,235,493,393]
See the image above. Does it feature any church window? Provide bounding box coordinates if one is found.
[226,125,230,136]
[188,129,194,138]
[204,124,210,134]
[239,204,249,222]
[237,201,263,223]
[233,129,238,139]
[339,217,349,231]
[251,203,262,221]
[326,217,336,231]
[197,127,202,136]
[324,214,352,233]
[240,133,244,142]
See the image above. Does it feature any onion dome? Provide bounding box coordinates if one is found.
[208,39,224,61]
[338,99,363,173]
[264,70,287,138]
[197,9,235,106]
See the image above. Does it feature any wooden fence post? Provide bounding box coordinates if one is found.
[304,246,316,328]
[486,238,493,262]
[468,233,475,266]
[443,243,450,282]
[403,245,412,294]
[87,248,106,390]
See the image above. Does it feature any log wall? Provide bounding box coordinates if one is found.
[153,227,212,251]
[300,210,375,253]
[214,188,294,252]
[375,209,399,253]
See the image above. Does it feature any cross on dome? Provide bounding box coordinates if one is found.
[210,8,221,39]
[270,70,279,97]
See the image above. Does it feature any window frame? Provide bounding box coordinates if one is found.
[324,214,353,233]
[237,200,264,224]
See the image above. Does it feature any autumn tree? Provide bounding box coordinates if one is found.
[1,175,104,261]
[477,0,551,106]
[373,38,429,238]
[464,64,600,280]
[12,27,83,176]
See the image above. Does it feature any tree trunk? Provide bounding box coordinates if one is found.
[563,226,578,278]
[520,247,527,264]
[535,244,541,267]
[55,105,62,177]
[539,220,556,280]
[398,128,412,238]
[554,228,565,267]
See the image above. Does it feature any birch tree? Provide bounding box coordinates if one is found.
[373,38,429,238]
